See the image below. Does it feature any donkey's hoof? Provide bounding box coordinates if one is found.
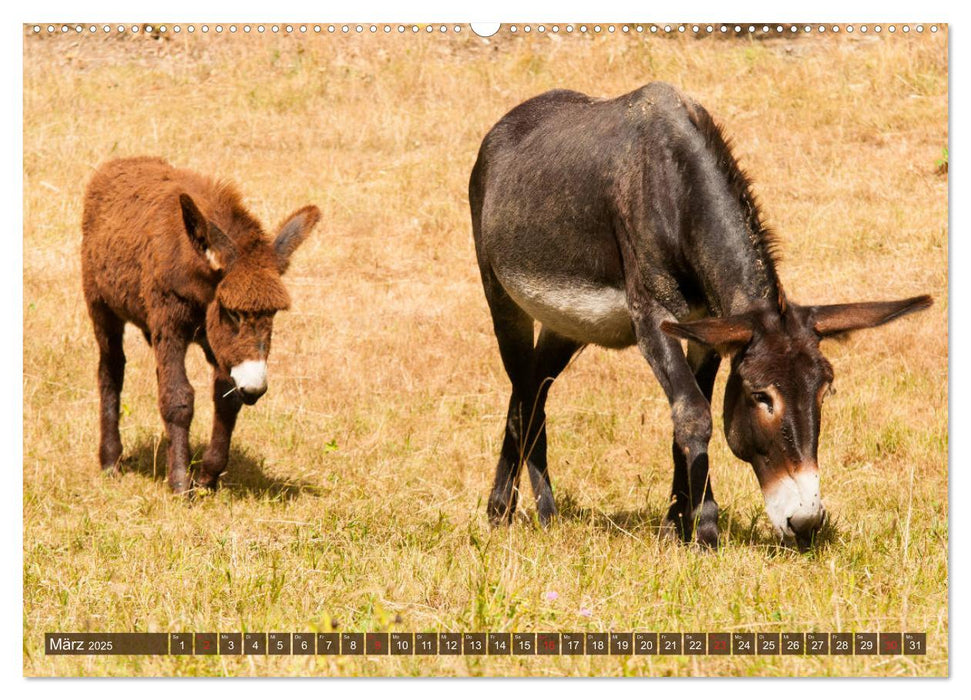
[660,518,684,542]
[536,496,557,528]
[661,512,693,542]
[536,510,557,528]
[487,497,516,527]
[101,464,122,478]
[694,522,719,549]
[168,476,191,495]
[487,509,512,527]
[192,471,221,491]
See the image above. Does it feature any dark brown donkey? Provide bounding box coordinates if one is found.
[82,157,320,493]
[470,82,931,547]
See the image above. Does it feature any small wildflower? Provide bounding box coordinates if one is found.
[579,607,592,617]
[545,591,559,601]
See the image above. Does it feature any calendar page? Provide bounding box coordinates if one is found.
[22,19,948,678]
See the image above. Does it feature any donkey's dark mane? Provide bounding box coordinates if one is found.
[686,104,783,298]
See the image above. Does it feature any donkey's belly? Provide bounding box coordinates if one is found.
[498,271,635,348]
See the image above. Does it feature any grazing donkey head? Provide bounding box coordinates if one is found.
[180,193,319,405]
[662,293,931,545]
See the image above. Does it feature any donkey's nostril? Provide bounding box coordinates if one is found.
[237,383,267,405]
[788,509,823,535]
[230,360,268,397]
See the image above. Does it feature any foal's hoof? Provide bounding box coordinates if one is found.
[168,475,191,495]
[192,471,221,491]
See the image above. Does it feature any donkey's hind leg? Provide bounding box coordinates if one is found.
[524,326,581,525]
[481,268,536,525]
[88,301,126,474]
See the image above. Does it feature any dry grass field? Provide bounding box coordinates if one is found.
[22,25,947,676]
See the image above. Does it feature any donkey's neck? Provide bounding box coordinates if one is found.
[691,213,779,318]
[678,135,781,318]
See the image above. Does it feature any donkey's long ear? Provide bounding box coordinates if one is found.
[180,193,237,271]
[812,295,932,338]
[660,316,753,353]
[274,205,321,274]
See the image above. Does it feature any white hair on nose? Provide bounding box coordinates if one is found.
[230,360,267,394]
[762,468,823,539]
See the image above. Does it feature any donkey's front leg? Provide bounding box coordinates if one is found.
[153,334,194,494]
[196,370,243,490]
[632,305,718,546]
[666,344,720,546]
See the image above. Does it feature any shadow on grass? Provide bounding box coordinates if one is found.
[555,490,666,537]
[119,435,320,501]
[554,489,840,554]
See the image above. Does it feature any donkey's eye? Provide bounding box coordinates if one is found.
[751,391,774,413]
[224,309,242,328]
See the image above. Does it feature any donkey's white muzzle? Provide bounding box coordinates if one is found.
[231,360,268,400]
[763,467,825,541]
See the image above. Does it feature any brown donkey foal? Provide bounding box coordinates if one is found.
[82,157,320,493]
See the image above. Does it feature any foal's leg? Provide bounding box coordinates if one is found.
[666,342,720,546]
[630,302,716,546]
[523,326,581,525]
[152,333,194,494]
[88,302,126,474]
[481,270,536,525]
[196,367,243,489]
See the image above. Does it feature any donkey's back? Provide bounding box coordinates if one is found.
[82,157,256,329]
[82,156,212,258]
[470,82,705,349]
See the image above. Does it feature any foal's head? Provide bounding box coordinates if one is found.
[180,193,320,405]
[663,293,931,546]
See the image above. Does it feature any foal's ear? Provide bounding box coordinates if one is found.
[660,316,753,353]
[180,193,237,271]
[812,295,933,338]
[274,205,321,274]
